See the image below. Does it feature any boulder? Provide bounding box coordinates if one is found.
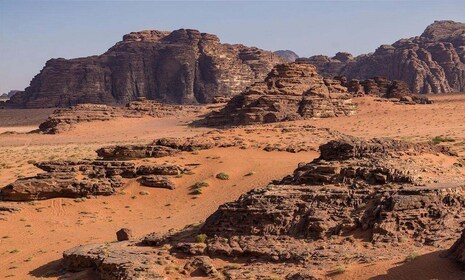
[116,228,133,241]
[138,176,175,190]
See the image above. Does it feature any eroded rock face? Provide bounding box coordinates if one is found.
[9,29,283,108]
[204,63,357,126]
[298,21,465,94]
[448,228,465,265]
[60,137,465,279]
[0,160,186,201]
[201,137,464,256]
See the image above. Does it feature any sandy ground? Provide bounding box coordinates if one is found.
[0,94,465,279]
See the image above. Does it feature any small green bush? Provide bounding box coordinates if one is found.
[431,136,455,145]
[195,233,208,243]
[216,172,230,180]
[405,251,419,262]
[334,265,346,274]
[193,181,209,188]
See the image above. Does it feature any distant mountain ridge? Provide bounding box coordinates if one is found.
[297,20,465,94]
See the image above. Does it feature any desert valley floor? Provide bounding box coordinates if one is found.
[1,95,465,280]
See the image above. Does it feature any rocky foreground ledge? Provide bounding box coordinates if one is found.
[60,136,465,279]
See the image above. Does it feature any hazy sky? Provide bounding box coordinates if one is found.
[0,0,464,94]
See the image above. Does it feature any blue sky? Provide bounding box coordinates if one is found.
[0,0,464,94]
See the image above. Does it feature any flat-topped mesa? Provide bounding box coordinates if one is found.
[297,20,465,94]
[203,62,357,126]
[8,28,283,108]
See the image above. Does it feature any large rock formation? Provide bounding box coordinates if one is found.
[298,20,465,94]
[0,160,188,201]
[8,29,283,108]
[204,62,356,126]
[202,137,464,248]
[60,137,465,279]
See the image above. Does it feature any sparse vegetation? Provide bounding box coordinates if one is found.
[195,233,208,243]
[216,172,230,180]
[333,265,346,274]
[193,181,209,188]
[431,136,455,144]
[192,188,203,195]
[405,251,419,262]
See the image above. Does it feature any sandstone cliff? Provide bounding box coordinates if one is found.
[204,62,356,126]
[9,29,283,108]
[298,20,465,94]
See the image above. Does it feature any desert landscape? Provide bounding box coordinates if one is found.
[1,2,465,279]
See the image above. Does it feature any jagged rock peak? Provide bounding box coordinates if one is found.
[420,20,465,42]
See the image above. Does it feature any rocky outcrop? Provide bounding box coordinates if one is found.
[38,98,207,134]
[0,160,187,201]
[203,63,356,126]
[59,136,465,279]
[448,228,465,266]
[334,76,433,104]
[298,21,465,94]
[274,50,299,62]
[8,29,283,108]
[202,137,464,252]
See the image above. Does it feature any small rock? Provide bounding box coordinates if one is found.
[116,228,133,241]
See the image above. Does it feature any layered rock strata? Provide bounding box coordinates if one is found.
[0,160,186,201]
[60,137,465,279]
[204,62,357,126]
[297,21,465,94]
[9,29,283,108]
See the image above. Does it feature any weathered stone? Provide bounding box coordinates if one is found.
[136,164,184,176]
[96,144,179,160]
[448,228,465,266]
[183,256,222,278]
[9,29,283,108]
[297,21,465,94]
[116,228,133,241]
[59,136,465,279]
[0,172,116,201]
[138,175,175,190]
[204,63,357,126]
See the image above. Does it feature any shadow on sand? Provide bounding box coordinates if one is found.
[368,250,465,280]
